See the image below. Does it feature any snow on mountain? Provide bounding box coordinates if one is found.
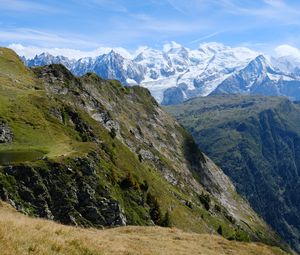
[271,55,300,77]
[22,42,300,104]
[212,54,300,100]
[91,50,144,84]
[176,43,259,95]
[71,57,94,76]
[26,52,76,69]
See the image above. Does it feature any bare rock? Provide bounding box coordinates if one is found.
[0,121,13,143]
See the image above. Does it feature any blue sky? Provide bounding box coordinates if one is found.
[1,0,300,58]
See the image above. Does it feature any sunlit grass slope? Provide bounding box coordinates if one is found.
[0,47,289,252]
[0,47,94,161]
[0,202,287,255]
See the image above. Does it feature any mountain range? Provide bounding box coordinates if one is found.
[21,42,300,105]
[167,95,300,253]
[0,47,289,253]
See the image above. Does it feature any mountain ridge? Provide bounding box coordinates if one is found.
[0,47,288,252]
[166,94,300,253]
[20,42,300,104]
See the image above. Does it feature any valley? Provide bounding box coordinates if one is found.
[0,47,289,253]
[167,94,300,253]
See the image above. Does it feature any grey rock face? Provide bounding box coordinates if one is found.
[27,53,75,69]
[0,121,13,143]
[92,112,120,135]
[0,157,127,228]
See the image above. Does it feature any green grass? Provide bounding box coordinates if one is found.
[0,48,288,252]
[166,94,300,253]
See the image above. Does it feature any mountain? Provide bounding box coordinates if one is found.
[0,201,288,255]
[212,55,300,100]
[0,47,288,251]
[25,52,76,69]
[166,94,300,253]
[71,50,145,85]
[21,42,300,105]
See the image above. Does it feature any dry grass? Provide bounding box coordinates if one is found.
[0,202,286,255]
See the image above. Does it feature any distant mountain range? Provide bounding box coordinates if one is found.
[21,42,300,104]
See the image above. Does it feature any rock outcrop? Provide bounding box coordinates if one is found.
[0,121,13,143]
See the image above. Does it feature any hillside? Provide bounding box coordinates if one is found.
[166,94,300,253]
[0,47,289,252]
[0,202,288,255]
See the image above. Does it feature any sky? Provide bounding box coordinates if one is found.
[2,0,300,59]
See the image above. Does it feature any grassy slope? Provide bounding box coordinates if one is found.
[0,202,287,255]
[0,48,92,159]
[0,48,288,251]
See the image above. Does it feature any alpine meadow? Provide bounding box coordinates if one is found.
[1,0,300,254]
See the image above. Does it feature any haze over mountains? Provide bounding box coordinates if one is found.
[20,42,300,105]
[167,95,300,252]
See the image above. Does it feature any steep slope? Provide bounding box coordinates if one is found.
[0,202,288,255]
[0,48,287,250]
[167,95,300,253]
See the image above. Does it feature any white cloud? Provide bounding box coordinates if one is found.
[132,46,148,57]
[189,31,221,44]
[10,41,300,62]
[8,43,132,60]
[0,28,99,48]
[0,0,63,13]
[263,0,285,7]
[274,44,300,58]
[163,41,182,52]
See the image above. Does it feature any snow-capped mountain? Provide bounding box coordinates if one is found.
[22,42,300,104]
[72,50,145,85]
[211,55,300,101]
[91,50,144,85]
[25,52,76,69]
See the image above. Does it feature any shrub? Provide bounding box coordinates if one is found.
[215,204,221,212]
[109,128,117,139]
[233,229,250,242]
[217,225,223,236]
[185,201,193,209]
[161,211,172,227]
[146,193,162,225]
[198,192,210,211]
[119,171,139,190]
[140,180,149,192]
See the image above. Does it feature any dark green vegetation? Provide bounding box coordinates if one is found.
[167,94,300,253]
[0,48,288,251]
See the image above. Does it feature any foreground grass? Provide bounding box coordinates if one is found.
[0,202,286,255]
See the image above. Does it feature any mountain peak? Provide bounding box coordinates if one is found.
[255,54,267,62]
[163,41,183,52]
[248,54,271,71]
[21,42,300,104]
[198,42,228,54]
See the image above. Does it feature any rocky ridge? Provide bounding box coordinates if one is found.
[0,47,288,251]
[21,42,300,105]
